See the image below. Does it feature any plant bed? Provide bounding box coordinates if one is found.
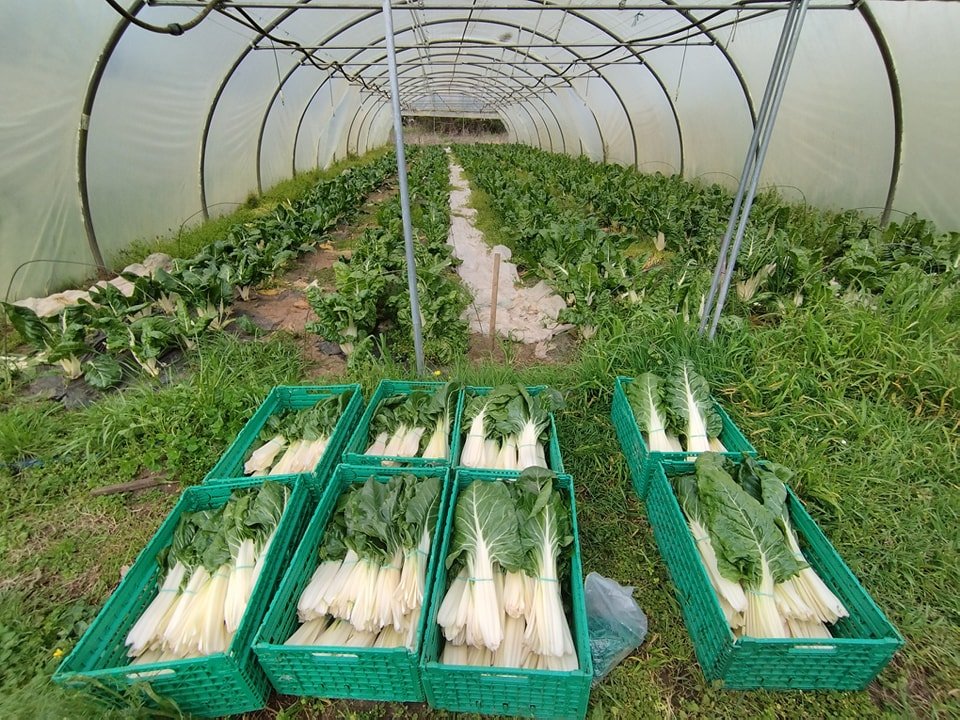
[253,464,451,701]
[611,374,755,499]
[204,384,363,491]
[646,458,903,690]
[420,469,592,719]
[53,475,312,717]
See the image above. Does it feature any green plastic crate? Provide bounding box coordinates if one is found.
[204,384,363,491]
[647,461,903,690]
[342,380,463,467]
[53,475,313,717]
[450,385,565,474]
[253,464,451,701]
[420,469,592,719]
[611,375,756,499]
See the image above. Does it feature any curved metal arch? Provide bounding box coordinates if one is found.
[389,76,551,149]
[330,14,634,157]
[351,96,527,158]
[292,74,334,176]
[355,48,570,152]
[250,12,639,188]
[313,43,568,168]
[384,60,563,150]
[199,0,327,218]
[337,68,547,158]
[345,93,386,156]
[858,2,903,227]
[76,1,766,263]
[388,76,551,149]
[661,0,758,126]
[77,0,147,269]
[545,5,684,173]
[383,34,605,157]
[398,75,541,105]
[343,78,585,166]
[320,81,364,165]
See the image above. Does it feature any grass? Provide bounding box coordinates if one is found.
[456,160,540,289]
[1,302,956,718]
[0,153,957,718]
[458,165,506,252]
[110,148,389,270]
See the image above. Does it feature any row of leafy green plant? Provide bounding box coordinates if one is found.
[454,143,959,332]
[2,154,397,388]
[308,145,470,367]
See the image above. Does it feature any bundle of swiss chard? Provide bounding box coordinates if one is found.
[459,385,563,471]
[364,383,460,462]
[674,453,848,639]
[125,481,289,663]
[436,470,578,671]
[287,473,442,650]
[243,393,351,476]
[626,360,727,454]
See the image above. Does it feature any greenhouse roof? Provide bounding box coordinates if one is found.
[1,0,958,299]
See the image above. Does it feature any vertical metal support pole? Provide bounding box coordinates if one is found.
[382,0,425,373]
[698,0,798,335]
[699,0,809,338]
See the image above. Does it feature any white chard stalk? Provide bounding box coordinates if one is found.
[366,431,389,456]
[244,435,286,475]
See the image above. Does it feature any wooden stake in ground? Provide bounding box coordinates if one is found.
[489,251,501,351]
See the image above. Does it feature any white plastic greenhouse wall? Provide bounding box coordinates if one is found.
[1,1,958,300]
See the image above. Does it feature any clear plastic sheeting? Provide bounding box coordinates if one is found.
[1,1,959,299]
[871,1,960,226]
[724,9,895,215]
[0,2,114,300]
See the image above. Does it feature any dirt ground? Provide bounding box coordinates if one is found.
[231,184,400,376]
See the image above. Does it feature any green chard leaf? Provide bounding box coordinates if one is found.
[664,359,723,438]
[83,354,123,388]
[694,453,805,587]
[447,480,524,571]
[626,372,670,435]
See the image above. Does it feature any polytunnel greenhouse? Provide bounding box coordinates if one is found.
[0,2,957,719]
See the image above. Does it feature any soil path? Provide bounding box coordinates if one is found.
[232,182,398,375]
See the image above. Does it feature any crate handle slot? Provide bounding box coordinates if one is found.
[787,644,837,654]
[479,672,529,684]
[311,652,360,661]
[126,668,175,679]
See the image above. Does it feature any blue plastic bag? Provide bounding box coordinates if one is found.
[584,572,648,684]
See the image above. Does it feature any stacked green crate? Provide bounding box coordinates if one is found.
[647,460,903,690]
[254,465,451,701]
[342,380,463,467]
[610,375,755,499]
[420,469,592,719]
[205,384,363,493]
[53,475,312,717]
[450,385,565,473]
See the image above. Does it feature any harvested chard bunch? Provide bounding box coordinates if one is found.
[675,473,747,630]
[459,385,562,471]
[287,473,442,651]
[625,373,683,453]
[733,457,849,635]
[243,392,351,476]
[673,454,848,640]
[664,360,726,454]
[364,383,460,462]
[125,481,289,662]
[438,470,579,671]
